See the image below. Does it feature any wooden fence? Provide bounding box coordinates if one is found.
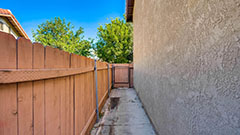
[112,64,133,88]
[0,32,112,135]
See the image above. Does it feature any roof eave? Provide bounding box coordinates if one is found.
[126,0,134,22]
[0,13,29,39]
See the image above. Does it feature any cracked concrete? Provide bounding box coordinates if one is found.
[91,88,156,135]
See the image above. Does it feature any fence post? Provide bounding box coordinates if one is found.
[107,64,110,97]
[94,59,99,122]
[112,65,114,88]
[128,65,130,88]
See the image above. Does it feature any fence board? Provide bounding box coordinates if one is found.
[45,47,61,135]
[75,74,85,134]
[69,76,74,135]
[59,77,66,135]
[45,79,60,135]
[17,37,33,135]
[66,76,74,135]
[83,73,89,130]
[33,80,44,135]
[17,38,33,69]
[33,43,44,69]
[18,82,33,135]
[33,43,45,135]
[97,70,102,104]
[0,84,17,135]
[0,33,17,135]
[90,60,95,118]
[85,75,91,124]
[0,32,16,69]
[82,60,90,134]
[73,55,85,135]
[70,54,81,68]
[59,51,71,135]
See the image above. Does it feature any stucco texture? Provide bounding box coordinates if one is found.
[133,0,240,134]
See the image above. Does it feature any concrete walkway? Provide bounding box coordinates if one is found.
[91,88,156,135]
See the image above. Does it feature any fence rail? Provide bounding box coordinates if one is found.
[0,32,112,135]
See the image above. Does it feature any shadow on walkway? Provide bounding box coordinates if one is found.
[91,88,156,135]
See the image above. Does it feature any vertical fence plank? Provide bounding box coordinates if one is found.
[91,59,96,111]
[71,55,85,134]
[0,32,16,69]
[88,59,97,133]
[97,62,101,104]
[85,58,92,123]
[33,43,45,135]
[110,65,113,88]
[101,63,105,103]
[0,32,17,135]
[33,43,44,69]
[75,74,85,135]
[45,47,61,135]
[82,57,90,133]
[59,51,71,135]
[69,74,74,135]
[70,54,81,68]
[45,79,58,135]
[70,54,77,135]
[17,37,33,135]
[103,63,106,95]
[70,54,79,135]
[45,47,73,135]
[59,77,66,134]
[66,74,74,135]
[18,82,33,135]
[17,38,33,69]
[90,59,95,119]
[0,84,17,135]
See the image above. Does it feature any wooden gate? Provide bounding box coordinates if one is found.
[112,64,133,88]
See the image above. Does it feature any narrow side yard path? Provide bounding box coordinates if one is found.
[91,88,156,135]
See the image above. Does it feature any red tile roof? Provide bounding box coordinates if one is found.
[0,8,29,39]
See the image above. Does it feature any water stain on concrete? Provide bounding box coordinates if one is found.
[110,97,120,110]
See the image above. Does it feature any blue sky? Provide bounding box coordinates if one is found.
[1,0,126,40]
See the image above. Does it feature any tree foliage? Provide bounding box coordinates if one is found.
[32,17,92,57]
[94,17,133,63]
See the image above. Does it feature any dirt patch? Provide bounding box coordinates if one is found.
[110,97,120,110]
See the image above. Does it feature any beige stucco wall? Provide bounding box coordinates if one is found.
[0,17,20,39]
[133,0,240,134]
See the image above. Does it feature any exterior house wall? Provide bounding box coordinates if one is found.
[0,17,20,39]
[133,0,240,134]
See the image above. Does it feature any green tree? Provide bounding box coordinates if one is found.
[94,17,133,63]
[32,17,92,57]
